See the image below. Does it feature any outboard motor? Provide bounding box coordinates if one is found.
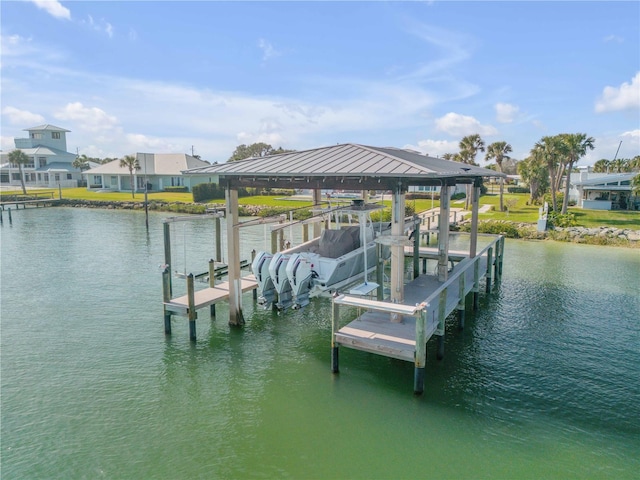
[251,251,276,308]
[286,253,315,310]
[268,252,293,310]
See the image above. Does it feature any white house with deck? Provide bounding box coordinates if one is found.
[568,171,639,210]
[0,124,87,188]
[84,153,215,193]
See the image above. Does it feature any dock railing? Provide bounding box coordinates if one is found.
[331,233,504,393]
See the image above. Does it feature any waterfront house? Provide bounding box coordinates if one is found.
[568,172,639,210]
[0,124,89,188]
[84,153,215,193]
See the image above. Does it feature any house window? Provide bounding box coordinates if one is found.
[37,173,42,181]
[67,174,72,180]
[52,132,61,139]
[11,173,21,180]
[44,174,49,181]
[171,176,183,186]
[38,158,47,168]
[94,175,102,184]
[31,133,43,139]
[54,174,60,182]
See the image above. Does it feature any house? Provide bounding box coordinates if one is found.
[0,124,88,188]
[569,171,639,210]
[84,152,215,193]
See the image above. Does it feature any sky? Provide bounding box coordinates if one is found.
[1,1,639,166]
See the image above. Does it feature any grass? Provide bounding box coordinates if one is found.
[3,188,638,230]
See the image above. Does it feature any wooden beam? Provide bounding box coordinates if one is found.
[390,186,405,322]
[226,185,245,326]
[470,183,480,259]
[437,185,450,282]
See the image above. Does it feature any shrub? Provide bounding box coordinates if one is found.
[163,186,189,193]
[451,192,466,200]
[192,183,224,202]
[507,187,530,194]
[548,212,577,228]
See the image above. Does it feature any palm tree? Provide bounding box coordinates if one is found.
[458,134,485,209]
[119,154,141,198]
[518,153,549,204]
[485,141,513,211]
[533,136,564,212]
[72,154,90,172]
[593,159,610,173]
[8,149,30,195]
[559,133,595,213]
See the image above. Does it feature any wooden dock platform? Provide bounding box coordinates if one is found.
[332,235,503,394]
[164,275,258,316]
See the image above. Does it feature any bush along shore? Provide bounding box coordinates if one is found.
[55,199,639,247]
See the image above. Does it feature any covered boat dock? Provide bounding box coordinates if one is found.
[184,143,505,393]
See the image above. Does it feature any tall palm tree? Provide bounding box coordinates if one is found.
[533,135,565,212]
[8,149,30,195]
[119,154,140,198]
[593,159,610,173]
[485,141,513,212]
[458,134,485,209]
[559,133,595,214]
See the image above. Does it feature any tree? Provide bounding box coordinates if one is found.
[228,143,294,162]
[458,134,485,209]
[72,155,90,171]
[533,135,564,212]
[8,149,30,195]
[518,153,549,204]
[485,141,513,211]
[632,173,640,197]
[630,155,640,172]
[593,158,610,173]
[558,133,594,214]
[119,154,140,198]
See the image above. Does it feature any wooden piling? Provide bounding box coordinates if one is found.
[251,250,258,301]
[162,266,172,334]
[486,247,493,293]
[187,273,197,341]
[436,289,446,360]
[8,208,12,225]
[414,309,427,394]
[163,222,172,296]
[331,299,339,373]
[303,223,309,243]
[376,243,384,301]
[457,274,466,330]
[209,259,216,316]
[215,216,222,262]
[413,215,420,279]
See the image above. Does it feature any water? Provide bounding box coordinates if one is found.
[1,207,639,479]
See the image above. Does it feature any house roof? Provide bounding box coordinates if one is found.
[24,124,70,132]
[35,162,79,173]
[84,153,210,176]
[574,172,636,186]
[185,143,502,187]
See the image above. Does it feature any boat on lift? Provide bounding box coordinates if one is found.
[251,201,390,310]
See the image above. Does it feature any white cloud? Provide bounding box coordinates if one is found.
[403,139,459,157]
[2,106,45,126]
[258,38,281,62]
[621,128,640,139]
[595,72,640,112]
[435,112,498,137]
[29,0,71,20]
[495,102,519,123]
[603,34,623,43]
[81,15,114,38]
[54,102,119,133]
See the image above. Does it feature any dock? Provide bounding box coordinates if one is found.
[332,234,504,394]
[0,191,59,210]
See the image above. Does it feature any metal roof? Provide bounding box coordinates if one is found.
[85,153,210,176]
[185,143,502,183]
[24,124,71,132]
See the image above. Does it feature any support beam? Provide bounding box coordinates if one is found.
[226,186,245,326]
[187,274,197,341]
[413,215,420,279]
[162,266,172,334]
[437,185,451,282]
[470,183,480,259]
[390,186,405,322]
[313,189,322,238]
[331,299,340,373]
[414,310,427,395]
[163,222,172,296]
[215,216,222,263]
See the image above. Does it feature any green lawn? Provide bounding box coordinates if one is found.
[3,188,637,230]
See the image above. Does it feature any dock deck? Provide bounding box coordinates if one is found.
[164,275,258,316]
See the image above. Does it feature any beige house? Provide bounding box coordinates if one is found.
[84,153,216,193]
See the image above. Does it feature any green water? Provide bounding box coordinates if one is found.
[1,208,639,479]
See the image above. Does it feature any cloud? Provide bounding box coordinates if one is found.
[621,129,640,139]
[403,139,459,157]
[435,112,498,137]
[54,102,119,133]
[603,34,623,43]
[257,38,281,62]
[29,0,71,20]
[80,14,114,38]
[2,106,46,126]
[595,72,640,112]
[495,102,519,123]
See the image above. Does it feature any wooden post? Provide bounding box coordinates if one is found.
[303,223,309,243]
[331,298,339,373]
[457,274,465,330]
[278,229,284,251]
[486,247,493,293]
[163,222,172,296]
[162,266,172,334]
[209,259,216,317]
[470,183,480,259]
[436,289,446,360]
[473,259,480,311]
[313,189,322,239]
[226,185,245,326]
[437,185,451,282]
[494,237,502,282]
[390,186,405,322]
[0,209,3,225]
[187,273,197,341]
[414,308,427,395]
[251,249,258,300]
[376,243,384,301]
[413,215,420,279]
[271,229,278,253]
[215,216,222,262]
[8,208,12,225]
